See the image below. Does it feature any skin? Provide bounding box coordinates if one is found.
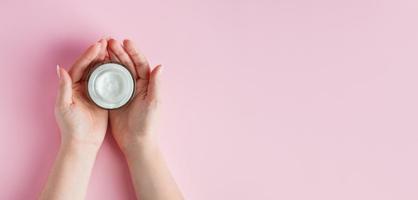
[107,39,183,200]
[40,38,183,200]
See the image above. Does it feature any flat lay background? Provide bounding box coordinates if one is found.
[1,0,418,199]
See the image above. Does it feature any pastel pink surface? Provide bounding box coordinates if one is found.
[1,0,418,199]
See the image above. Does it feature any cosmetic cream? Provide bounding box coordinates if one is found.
[87,62,135,109]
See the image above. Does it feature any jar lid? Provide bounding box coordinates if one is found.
[87,62,135,109]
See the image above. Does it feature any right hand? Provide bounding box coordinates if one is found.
[106,38,163,153]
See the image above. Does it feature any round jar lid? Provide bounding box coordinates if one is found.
[87,63,135,109]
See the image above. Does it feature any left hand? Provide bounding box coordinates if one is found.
[55,39,109,149]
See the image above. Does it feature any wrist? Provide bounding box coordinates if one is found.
[122,136,159,159]
[60,138,101,157]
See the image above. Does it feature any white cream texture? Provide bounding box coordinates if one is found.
[88,63,134,109]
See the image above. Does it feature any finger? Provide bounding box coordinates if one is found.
[108,39,136,77]
[107,41,120,62]
[109,51,120,62]
[56,65,73,108]
[69,42,101,83]
[123,39,150,80]
[96,38,108,61]
[104,48,111,61]
[147,65,163,102]
[104,37,112,61]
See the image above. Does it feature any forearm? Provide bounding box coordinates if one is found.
[124,138,183,200]
[40,140,99,200]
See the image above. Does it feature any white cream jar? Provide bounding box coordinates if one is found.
[87,62,135,109]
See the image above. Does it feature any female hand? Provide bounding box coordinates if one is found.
[55,39,109,149]
[106,38,162,153]
[41,39,111,200]
[106,39,183,200]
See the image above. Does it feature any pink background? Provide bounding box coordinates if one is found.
[1,0,418,199]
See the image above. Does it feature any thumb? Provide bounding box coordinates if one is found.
[147,64,163,103]
[56,65,73,108]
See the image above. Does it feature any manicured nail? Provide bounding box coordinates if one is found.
[56,64,60,79]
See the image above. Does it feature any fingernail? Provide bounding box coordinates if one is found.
[159,65,163,73]
[56,64,61,79]
[98,37,106,42]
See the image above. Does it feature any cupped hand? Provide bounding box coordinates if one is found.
[106,38,162,153]
[55,39,109,148]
